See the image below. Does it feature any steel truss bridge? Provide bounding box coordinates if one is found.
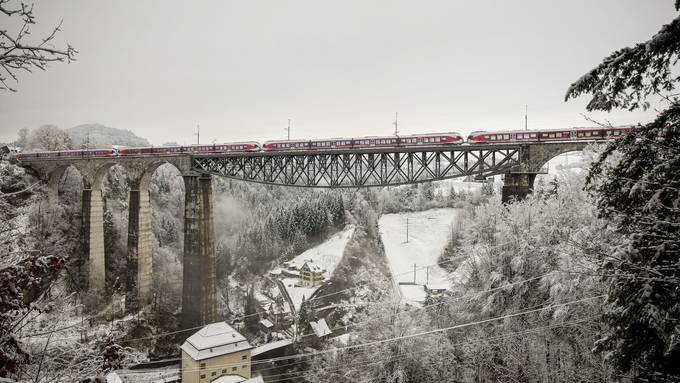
[192,144,526,187]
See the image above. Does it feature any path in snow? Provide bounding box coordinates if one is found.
[378,208,459,306]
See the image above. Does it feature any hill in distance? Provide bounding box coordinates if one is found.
[68,124,150,148]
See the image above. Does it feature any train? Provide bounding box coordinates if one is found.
[15,126,631,161]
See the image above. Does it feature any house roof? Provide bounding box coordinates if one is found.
[301,261,324,273]
[259,319,274,328]
[180,322,253,361]
[425,283,449,291]
[251,339,294,357]
[309,319,332,338]
[212,375,265,383]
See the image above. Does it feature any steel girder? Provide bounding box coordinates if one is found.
[191,145,522,187]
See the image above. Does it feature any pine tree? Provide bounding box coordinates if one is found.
[566,3,680,380]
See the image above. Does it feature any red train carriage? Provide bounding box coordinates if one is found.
[467,126,632,144]
[118,142,261,156]
[262,133,464,151]
[16,148,116,161]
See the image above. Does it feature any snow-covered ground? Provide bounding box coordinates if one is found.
[278,225,355,312]
[378,208,459,306]
[287,225,355,277]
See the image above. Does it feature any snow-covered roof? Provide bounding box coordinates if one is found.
[105,373,123,383]
[180,322,253,361]
[212,375,263,383]
[212,376,246,383]
[425,283,449,291]
[302,261,324,273]
[259,319,274,328]
[309,319,332,338]
[251,339,294,357]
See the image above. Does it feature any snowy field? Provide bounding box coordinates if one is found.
[280,225,355,311]
[378,208,459,305]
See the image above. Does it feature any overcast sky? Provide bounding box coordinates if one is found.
[0,1,674,145]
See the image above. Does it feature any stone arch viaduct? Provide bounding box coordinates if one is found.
[20,140,592,329]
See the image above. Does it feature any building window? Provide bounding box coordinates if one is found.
[232,367,237,372]
[212,372,216,376]
[200,374,206,379]
[222,369,227,373]
[242,365,248,369]
[242,355,248,360]
[200,363,206,369]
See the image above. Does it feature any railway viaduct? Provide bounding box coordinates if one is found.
[19,140,589,329]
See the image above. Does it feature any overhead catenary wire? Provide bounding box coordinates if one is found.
[112,268,575,376]
[260,316,599,383]
[160,295,605,376]
[27,247,502,344]
[27,240,592,352]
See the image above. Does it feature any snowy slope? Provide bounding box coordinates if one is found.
[378,208,459,305]
[279,225,355,312]
[288,225,355,278]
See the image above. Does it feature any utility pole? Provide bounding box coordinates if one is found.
[394,112,399,136]
[195,124,200,145]
[426,266,429,284]
[413,263,417,284]
[286,119,291,140]
[524,105,528,131]
[406,215,409,243]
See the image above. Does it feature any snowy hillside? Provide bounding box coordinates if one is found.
[378,208,459,305]
[286,225,355,278]
[276,225,355,312]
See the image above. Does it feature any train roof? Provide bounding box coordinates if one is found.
[263,132,463,144]
[468,126,631,135]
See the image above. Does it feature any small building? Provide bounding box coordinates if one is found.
[424,283,449,296]
[258,319,274,332]
[299,261,325,287]
[309,319,332,339]
[267,300,292,327]
[181,322,255,383]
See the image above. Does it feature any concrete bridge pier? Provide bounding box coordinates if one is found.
[501,173,536,203]
[181,174,217,329]
[126,185,153,312]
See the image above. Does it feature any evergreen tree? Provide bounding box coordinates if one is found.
[567,3,680,380]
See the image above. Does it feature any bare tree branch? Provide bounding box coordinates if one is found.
[0,1,76,92]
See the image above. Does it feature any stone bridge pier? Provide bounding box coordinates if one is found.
[29,157,217,328]
[181,174,217,328]
[501,142,590,202]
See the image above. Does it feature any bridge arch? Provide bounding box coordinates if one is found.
[124,159,186,311]
[47,164,85,203]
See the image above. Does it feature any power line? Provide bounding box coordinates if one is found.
[154,295,605,376]
[260,315,599,383]
[25,241,519,344]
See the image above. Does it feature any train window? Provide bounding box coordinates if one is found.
[585,132,592,136]
[503,135,510,140]
[484,135,490,140]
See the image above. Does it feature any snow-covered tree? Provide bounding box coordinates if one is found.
[566,2,680,380]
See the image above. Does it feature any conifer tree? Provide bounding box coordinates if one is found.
[566,2,680,380]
